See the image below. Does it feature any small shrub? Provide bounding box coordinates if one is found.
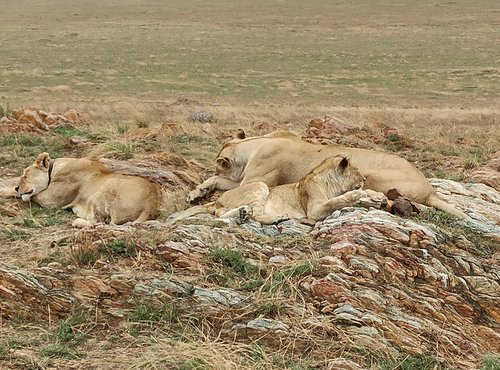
[107,142,134,160]
[387,133,400,142]
[136,118,150,128]
[0,103,11,118]
[101,239,136,257]
[52,126,85,138]
[0,344,7,359]
[117,124,129,134]
[254,301,287,318]
[243,278,265,292]
[70,246,100,267]
[39,251,67,266]
[56,306,94,343]
[208,247,258,277]
[263,260,316,293]
[206,270,234,287]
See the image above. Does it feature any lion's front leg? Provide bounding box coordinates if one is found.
[307,189,367,221]
[70,203,99,228]
[186,176,241,204]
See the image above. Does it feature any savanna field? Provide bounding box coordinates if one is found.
[0,1,499,369]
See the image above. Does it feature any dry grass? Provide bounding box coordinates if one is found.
[0,1,499,369]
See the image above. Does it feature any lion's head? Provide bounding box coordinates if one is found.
[16,152,52,201]
[299,155,365,201]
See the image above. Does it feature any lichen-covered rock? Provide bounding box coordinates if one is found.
[0,176,498,369]
[188,111,214,123]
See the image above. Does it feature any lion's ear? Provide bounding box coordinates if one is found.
[35,152,51,170]
[216,157,232,171]
[338,156,349,171]
[236,129,246,139]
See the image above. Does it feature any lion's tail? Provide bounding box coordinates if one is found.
[166,202,216,223]
[425,193,470,220]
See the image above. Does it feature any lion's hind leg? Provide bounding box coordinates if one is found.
[216,205,253,223]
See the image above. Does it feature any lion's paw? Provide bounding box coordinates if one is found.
[276,213,290,223]
[186,185,213,204]
[347,189,367,202]
[72,218,94,228]
[238,205,253,222]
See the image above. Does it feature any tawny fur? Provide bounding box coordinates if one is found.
[180,156,366,224]
[17,152,162,228]
[187,131,469,219]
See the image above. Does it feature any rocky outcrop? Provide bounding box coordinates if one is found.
[0,108,84,133]
[465,155,500,191]
[0,178,498,369]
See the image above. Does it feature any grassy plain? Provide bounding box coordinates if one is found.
[0,0,499,369]
[1,0,498,175]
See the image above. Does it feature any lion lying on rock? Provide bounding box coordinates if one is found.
[187,130,469,219]
[15,152,161,227]
[174,155,380,224]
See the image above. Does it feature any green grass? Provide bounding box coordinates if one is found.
[208,248,258,278]
[55,306,94,344]
[39,251,67,266]
[101,238,136,258]
[52,126,86,138]
[41,344,82,360]
[1,228,31,241]
[396,354,442,370]
[206,247,266,289]
[23,206,73,227]
[0,133,68,167]
[481,354,500,370]
[105,141,134,160]
[129,300,180,324]
[253,301,288,318]
[2,1,498,108]
[0,103,12,117]
[415,209,498,255]
[262,260,317,294]
[208,247,258,277]
[70,247,100,267]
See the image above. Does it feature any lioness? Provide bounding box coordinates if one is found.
[16,152,162,227]
[174,155,368,224]
[216,155,366,223]
[187,130,469,219]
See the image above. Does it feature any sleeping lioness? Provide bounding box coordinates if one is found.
[187,130,469,219]
[16,152,161,227]
[174,155,369,224]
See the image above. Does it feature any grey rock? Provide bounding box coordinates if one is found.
[188,111,214,123]
[193,287,251,308]
[246,317,290,332]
